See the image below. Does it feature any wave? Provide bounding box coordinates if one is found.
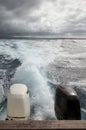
[0,39,86,120]
[0,53,21,119]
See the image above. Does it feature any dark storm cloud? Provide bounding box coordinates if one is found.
[0,0,41,10]
[0,0,42,36]
[0,0,86,37]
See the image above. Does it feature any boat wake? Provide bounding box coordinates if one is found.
[0,39,86,120]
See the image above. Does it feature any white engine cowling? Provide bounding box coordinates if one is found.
[7,84,30,120]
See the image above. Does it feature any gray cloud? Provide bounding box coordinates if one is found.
[0,0,86,37]
[0,0,41,10]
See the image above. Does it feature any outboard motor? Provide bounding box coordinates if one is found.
[7,84,30,120]
[55,85,81,120]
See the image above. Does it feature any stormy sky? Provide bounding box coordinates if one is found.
[0,0,86,37]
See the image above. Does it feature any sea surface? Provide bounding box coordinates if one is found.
[0,39,86,120]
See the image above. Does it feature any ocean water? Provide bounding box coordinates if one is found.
[0,39,86,120]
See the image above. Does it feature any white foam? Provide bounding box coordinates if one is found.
[81,108,86,113]
[1,39,86,119]
[68,80,86,87]
[12,63,56,120]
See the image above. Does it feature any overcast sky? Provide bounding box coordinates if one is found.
[0,0,86,37]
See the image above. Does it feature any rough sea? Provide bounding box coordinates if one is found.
[0,39,86,120]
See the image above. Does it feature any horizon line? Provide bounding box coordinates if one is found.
[0,36,86,40]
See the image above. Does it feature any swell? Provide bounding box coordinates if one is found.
[0,54,21,111]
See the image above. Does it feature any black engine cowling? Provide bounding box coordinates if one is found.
[55,85,81,120]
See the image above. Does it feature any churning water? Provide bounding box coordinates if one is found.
[0,39,86,120]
